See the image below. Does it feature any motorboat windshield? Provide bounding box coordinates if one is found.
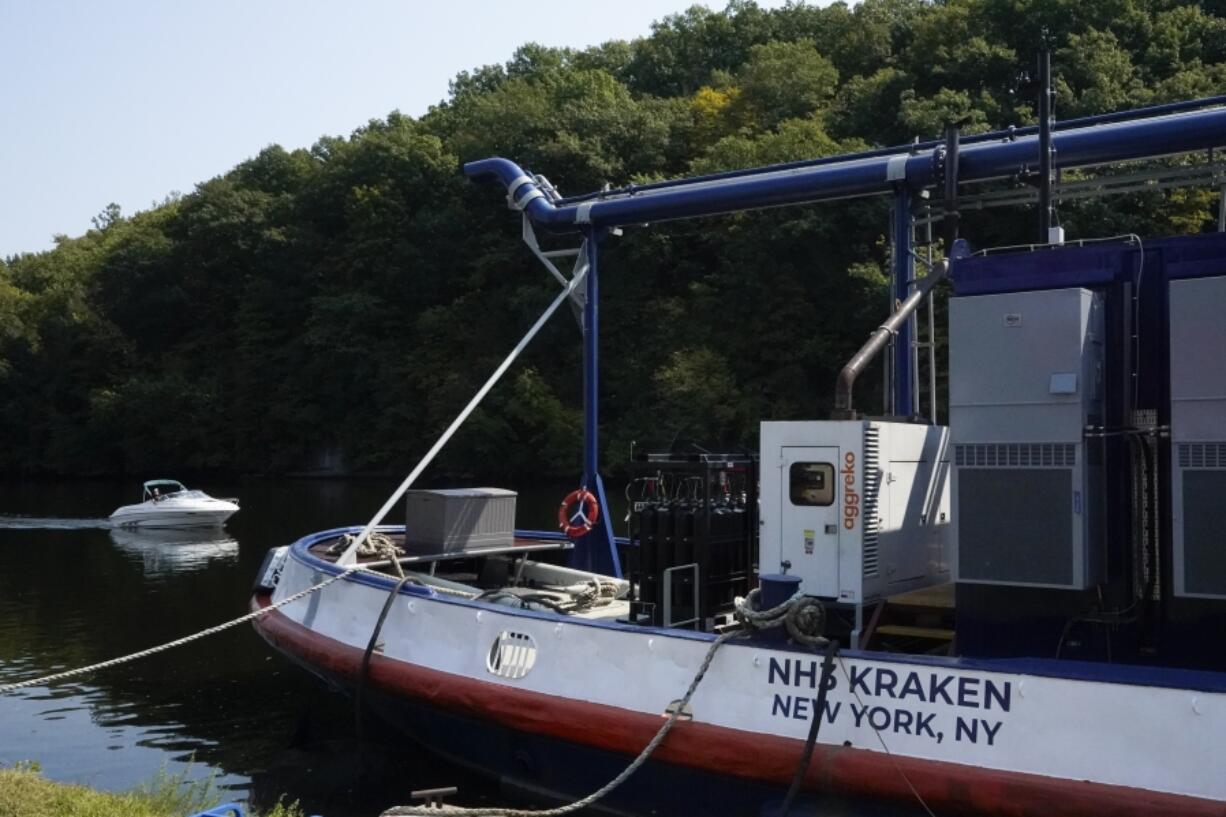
[142,480,187,501]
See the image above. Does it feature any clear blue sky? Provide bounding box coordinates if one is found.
[0,0,798,258]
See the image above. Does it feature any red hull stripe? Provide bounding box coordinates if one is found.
[251,593,1225,817]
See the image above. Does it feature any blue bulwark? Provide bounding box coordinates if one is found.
[1162,231,1226,281]
[952,231,1226,296]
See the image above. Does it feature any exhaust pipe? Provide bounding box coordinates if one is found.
[831,260,949,420]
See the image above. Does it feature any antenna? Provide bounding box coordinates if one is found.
[1038,43,1058,243]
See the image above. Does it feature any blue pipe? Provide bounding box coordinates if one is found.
[465,106,1226,233]
[554,94,1226,206]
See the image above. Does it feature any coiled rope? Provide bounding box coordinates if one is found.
[737,588,827,648]
[0,561,381,694]
[380,591,825,817]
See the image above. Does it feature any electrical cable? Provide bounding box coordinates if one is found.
[356,574,420,741]
[779,638,840,817]
[1130,234,1146,412]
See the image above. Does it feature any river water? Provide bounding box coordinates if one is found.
[0,476,599,816]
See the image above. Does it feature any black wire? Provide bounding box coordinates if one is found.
[780,639,840,816]
[355,575,418,741]
[475,589,570,613]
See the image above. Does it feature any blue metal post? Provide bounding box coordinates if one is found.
[573,230,621,577]
[892,186,914,417]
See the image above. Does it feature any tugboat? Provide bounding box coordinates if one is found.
[251,91,1226,817]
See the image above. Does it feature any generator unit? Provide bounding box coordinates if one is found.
[759,420,950,605]
[950,287,1106,589]
[1169,274,1226,599]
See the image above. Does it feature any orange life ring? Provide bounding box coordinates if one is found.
[558,489,600,539]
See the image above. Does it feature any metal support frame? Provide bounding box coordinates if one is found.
[926,213,938,424]
[891,187,915,417]
[574,230,621,577]
[663,563,701,629]
[916,161,1226,223]
[519,217,620,577]
[522,213,587,316]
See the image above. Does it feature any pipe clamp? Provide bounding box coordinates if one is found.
[886,154,909,182]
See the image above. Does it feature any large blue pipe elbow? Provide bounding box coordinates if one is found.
[463,158,574,229]
[462,157,533,200]
[463,152,943,232]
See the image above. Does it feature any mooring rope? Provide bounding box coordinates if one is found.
[331,265,588,568]
[380,592,823,817]
[0,562,377,694]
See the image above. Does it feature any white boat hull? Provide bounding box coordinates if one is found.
[109,498,238,529]
[252,532,1226,817]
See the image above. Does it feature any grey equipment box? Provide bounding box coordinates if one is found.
[1169,275,1226,598]
[950,287,1105,589]
[404,488,517,554]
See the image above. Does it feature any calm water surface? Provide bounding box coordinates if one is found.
[0,477,594,816]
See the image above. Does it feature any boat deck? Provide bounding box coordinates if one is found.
[306,533,572,566]
[305,531,627,621]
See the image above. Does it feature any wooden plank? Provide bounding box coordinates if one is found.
[886,582,955,610]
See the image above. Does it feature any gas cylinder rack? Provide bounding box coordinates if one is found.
[621,450,758,630]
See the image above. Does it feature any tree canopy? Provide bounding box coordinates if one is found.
[3,0,1224,477]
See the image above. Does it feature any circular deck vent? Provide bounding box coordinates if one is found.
[487,630,538,680]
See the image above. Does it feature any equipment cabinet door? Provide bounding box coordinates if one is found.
[780,447,840,598]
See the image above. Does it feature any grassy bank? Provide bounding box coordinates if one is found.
[0,764,301,817]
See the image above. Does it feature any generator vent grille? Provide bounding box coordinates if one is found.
[862,426,881,578]
[1179,443,1226,469]
[954,443,1076,468]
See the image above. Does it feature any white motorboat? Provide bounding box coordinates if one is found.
[109,480,239,529]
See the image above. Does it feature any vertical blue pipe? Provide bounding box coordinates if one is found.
[583,231,601,487]
[892,187,914,416]
[572,230,621,577]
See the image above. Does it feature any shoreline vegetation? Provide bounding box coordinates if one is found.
[0,764,302,817]
[3,0,1223,481]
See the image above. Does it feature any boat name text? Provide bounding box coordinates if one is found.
[767,658,1011,747]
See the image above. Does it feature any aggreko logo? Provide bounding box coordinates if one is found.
[842,451,859,530]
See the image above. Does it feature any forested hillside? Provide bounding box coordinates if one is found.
[3,0,1224,477]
